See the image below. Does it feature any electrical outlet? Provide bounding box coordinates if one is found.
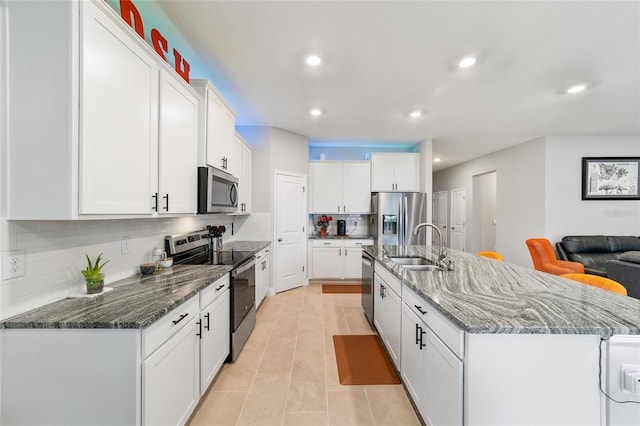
[2,251,25,279]
[121,237,131,255]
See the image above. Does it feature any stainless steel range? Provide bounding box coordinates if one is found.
[165,229,256,362]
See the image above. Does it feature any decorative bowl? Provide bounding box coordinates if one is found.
[158,258,173,268]
[140,263,156,275]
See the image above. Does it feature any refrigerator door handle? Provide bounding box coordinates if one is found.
[398,198,404,246]
[404,196,408,246]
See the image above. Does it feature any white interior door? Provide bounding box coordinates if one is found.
[433,191,449,246]
[275,173,307,293]
[450,188,466,251]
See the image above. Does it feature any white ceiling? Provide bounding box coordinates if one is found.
[158,1,640,171]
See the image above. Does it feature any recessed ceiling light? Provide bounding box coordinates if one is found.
[310,109,322,116]
[409,111,422,118]
[458,57,476,68]
[566,84,586,94]
[306,55,322,66]
[433,157,441,162]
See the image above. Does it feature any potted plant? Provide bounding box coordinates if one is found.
[81,253,109,294]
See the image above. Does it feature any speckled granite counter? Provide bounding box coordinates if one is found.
[222,240,270,252]
[308,235,373,240]
[1,241,271,330]
[366,245,640,336]
[0,264,232,329]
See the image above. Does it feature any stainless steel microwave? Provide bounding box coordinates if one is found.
[197,166,238,213]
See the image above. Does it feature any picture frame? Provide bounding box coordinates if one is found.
[582,157,640,200]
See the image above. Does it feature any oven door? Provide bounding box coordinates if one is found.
[231,256,256,331]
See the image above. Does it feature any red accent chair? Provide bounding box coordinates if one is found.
[525,238,584,275]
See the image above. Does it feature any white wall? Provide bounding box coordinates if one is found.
[434,135,640,268]
[544,136,640,242]
[434,137,546,266]
[473,171,497,251]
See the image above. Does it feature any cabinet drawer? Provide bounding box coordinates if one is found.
[403,285,464,359]
[255,247,270,260]
[313,240,342,248]
[344,239,373,248]
[200,274,230,309]
[374,262,401,295]
[144,295,200,358]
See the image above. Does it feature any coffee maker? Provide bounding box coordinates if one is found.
[337,220,346,236]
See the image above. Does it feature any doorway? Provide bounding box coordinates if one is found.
[275,171,307,293]
[450,188,466,251]
[472,171,497,253]
[433,191,449,246]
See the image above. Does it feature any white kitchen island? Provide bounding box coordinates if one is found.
[366,244,640,426]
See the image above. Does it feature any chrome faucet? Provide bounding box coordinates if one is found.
[413,223,450,267]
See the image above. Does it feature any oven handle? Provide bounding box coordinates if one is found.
[233,256,257,276]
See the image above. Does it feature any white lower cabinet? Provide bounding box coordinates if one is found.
[199,275,230,394]
[255,247,271,307]
[310,239,372,279]
[401,285,463,426]
[143,312,200,426]
[373,265,402,370]
[0,275,231,426]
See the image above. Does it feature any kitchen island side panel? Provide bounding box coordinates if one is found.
[464,333,601,426]
[1,329,141,426]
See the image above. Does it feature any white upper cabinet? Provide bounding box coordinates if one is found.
[6,0,199,219]
[157,70,199,214]
[234,134,253,214]
[309,162,371,213]
[371,153,420,192]
[191,80,237,175]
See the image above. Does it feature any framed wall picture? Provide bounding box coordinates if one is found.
[582,157,640,200]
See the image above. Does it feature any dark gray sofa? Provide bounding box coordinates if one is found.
[556,235,640,299]
[605,251,640,299]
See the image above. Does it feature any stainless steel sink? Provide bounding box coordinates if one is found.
[387,256,446,272]
[402,264,446,272]
[387,256,431,266]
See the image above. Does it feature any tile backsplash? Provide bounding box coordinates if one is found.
[308,214,370,237]
[0,213,271,320]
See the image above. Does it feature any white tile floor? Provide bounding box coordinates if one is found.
[188,284,420,425]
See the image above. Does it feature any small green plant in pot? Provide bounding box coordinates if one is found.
[81,253,109,294]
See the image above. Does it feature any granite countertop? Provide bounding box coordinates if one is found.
[365,245,640,337]
[222,240,270,252]
[0,265,233,329]
[308,235,373,240]
[0,241,271,330]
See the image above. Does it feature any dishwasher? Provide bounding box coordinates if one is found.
[361,251,374,326]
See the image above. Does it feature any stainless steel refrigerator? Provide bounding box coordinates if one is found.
[369,192,428,246]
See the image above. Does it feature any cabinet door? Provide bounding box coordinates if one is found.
[256,254,270,307]
[311,247,343,279]
[401,305,427,416]
[237,141,252,213]
[143,317,200,426]
[158,70,198,214]
[206,92,225,170]
[371,155,397,192]
[373,274,386,339]
[309,163,342,213]
[80,2,159,214]
[424,328,463,426]
[384,286,402,370]
[343,246,363,279]
[221,108,236,174]
[394,154,420,192]
[200,288,230,395]
[342,163,371,213]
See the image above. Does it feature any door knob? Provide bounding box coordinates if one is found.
[277,238,283,242]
